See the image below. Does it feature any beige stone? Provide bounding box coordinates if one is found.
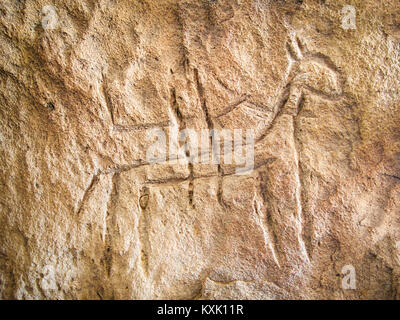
[0,0,399,299]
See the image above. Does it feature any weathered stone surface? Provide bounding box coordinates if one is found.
[0,0,399,299]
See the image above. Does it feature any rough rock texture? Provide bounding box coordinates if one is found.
[1,0,400,299]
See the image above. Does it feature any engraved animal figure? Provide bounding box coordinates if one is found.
[72,2,347,298]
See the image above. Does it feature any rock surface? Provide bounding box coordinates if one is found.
[0,0,400,299]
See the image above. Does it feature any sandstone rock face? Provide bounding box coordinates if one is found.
[0,0,399,300]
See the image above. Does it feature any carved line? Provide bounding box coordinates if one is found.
[143,158,276,187]
[104,172,119,278]
[75,172,100,215]
[255,85,290,143]
[171,87,196,208]
[113,121,172,132]
[194,68,226,209]
[215,96,247,119]
[292,94,311,263]
[253,199,281,268]
[382,173,400,181]
[138,186,150,278]
[101,73,114,125]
